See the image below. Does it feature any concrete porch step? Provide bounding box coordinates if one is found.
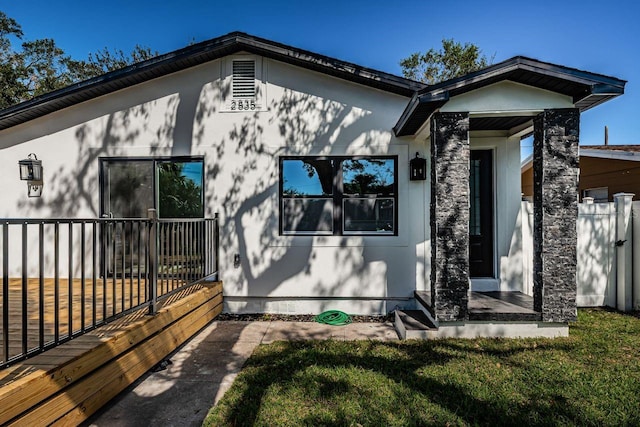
[394,310,438,340]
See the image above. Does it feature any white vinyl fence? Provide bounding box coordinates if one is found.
[523,194,640,311]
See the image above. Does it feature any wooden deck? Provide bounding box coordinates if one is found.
[1,276,190,365]
[0,281,223,425]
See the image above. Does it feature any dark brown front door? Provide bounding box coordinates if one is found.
[469,150,494,277]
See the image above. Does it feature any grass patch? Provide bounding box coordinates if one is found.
[204,309,640,426]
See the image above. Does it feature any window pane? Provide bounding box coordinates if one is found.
[343,159,395,195]
[283,159,333,196]
[283,199,333,233]
[343,198,394,233]
[469,159,481,236]
[105,161,154,218]
[158,161,204,218]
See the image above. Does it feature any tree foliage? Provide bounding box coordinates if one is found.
[0,11,157,109]
[400,38,493,84]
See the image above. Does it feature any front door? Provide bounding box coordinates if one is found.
[469,150,494,277]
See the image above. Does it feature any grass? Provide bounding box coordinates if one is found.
[203,309,640,426]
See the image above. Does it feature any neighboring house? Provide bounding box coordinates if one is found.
[522,145,640,202]
[0,32,626,336]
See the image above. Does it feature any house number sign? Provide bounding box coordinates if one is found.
[230,100,256,111]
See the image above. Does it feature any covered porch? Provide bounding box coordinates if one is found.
[394,57,626,334]
[415,290,539,322]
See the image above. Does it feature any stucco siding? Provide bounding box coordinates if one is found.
[0,54,427,314]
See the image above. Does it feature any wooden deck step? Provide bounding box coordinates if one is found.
[0,281,223,426]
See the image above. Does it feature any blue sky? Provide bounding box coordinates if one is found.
[3,0,638,152]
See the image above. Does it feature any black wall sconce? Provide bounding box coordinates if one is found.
[19,153,42,181]
[410,152,426,181]
[18,153,44,197]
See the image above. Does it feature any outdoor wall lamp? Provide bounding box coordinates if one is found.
[19,153,42,181]
[409,152,426,181]
[18,153,44,197]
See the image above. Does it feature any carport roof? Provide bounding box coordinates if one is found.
[393,56,626,137]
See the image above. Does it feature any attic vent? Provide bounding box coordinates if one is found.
[232,60,256,98]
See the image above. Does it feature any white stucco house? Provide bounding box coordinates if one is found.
[0,32,626,337]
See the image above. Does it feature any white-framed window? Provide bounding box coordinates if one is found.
[280,156,398,236]
[222,56,264,112]
[583,187,609,203]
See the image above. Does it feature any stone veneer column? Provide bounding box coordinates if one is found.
[430,112,470,321]
[532,108,579,322]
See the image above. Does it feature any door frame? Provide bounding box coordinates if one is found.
[98,156,206,277]
[98,155,206,219]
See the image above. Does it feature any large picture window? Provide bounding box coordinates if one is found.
[280,156,397,235]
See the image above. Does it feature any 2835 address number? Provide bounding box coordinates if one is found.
[230,100,256,111]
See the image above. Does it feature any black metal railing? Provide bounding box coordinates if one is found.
[0,212,219,368]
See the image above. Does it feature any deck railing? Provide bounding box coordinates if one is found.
[0,212,219,368]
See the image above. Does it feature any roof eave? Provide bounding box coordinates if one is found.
[393,92,449,137]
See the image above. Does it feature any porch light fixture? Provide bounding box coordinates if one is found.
[19,153,44,197]
[409,152,426,181]
[19,153,43,181]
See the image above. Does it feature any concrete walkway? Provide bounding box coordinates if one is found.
[86,320,398,427]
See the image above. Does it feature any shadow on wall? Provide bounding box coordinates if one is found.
[576,202,615,306]
[6,63,420,309]
[501,199,524,292]
[522,201,616,307]
[193,81,414,304]
[7,67,230,277]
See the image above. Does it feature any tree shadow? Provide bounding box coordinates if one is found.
[79,308,640,426]
[209,330,617,427]
[188,70,417,307]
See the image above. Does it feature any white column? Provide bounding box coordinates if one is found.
[614,193,634,311]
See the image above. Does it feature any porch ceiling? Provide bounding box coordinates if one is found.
[470,116,532,131]
[394,56,626,137]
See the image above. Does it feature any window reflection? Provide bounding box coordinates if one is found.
[343,159,395,195]
[281,156,397,235]
[343,198,394,232]
[158,160,204,218]
[282,159,333,196]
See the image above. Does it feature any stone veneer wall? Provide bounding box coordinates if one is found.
[532,108,579,322]
[430,112,470,321]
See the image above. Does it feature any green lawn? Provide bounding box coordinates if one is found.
[204,309,640,426]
